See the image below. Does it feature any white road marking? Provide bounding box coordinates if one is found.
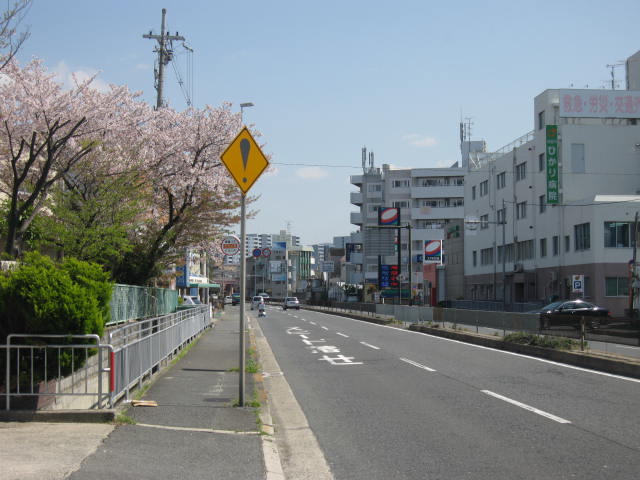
[136,423,260,435]
[309,321,317,325]
[321,326,329,331]
[336,332,349,338]
[399,357,436,372]
[310,310,640,384]
[360,342,380,350]
[481,390,571,424]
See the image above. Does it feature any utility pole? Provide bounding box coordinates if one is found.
[143,8,185,109]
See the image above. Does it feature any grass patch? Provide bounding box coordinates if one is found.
[114,412,136,425]
[503,332,584,350]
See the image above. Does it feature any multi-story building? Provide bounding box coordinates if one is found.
[464,75,640,315]
[350,153,466,303]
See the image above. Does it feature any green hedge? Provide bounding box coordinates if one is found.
[0,252,113,342]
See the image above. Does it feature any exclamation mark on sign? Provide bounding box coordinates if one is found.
[240,138,250,183]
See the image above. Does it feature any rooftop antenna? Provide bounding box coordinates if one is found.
[606,62,624,90]
[369,151,374,169]
[362,146,367,173]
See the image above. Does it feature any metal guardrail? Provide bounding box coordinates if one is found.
[2,305,211,410]
[108,305,211,404]
[3,334,114,411]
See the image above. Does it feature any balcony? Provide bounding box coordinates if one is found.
[350,211,363,225]
[350,175,364,186]
[411,185,463,199]
[411,206,464,220]
[350,191,363,205]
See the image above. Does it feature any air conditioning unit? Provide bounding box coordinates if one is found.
[513,263,524,273]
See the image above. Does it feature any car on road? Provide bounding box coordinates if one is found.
[224,295,232,305]
[537,299,612,330]
[231,293,241,306]
[283,296,300,310]
[257,292,270,302]
[251,295,264,310]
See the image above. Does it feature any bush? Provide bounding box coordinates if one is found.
[503,332,581,351]
[0,252,113,341]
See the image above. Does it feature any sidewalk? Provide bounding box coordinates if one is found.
[0,309,275,480]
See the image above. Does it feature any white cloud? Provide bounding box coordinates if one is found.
[52,61,110,93]
[296,166,329,180]
[402,133,437,148]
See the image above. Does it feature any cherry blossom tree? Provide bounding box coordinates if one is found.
[0,0,32,71]
[111,104,249,284]
[0,58,150,257]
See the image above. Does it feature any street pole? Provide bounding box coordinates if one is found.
[629,211,638,319]
[238,194,246,406]
[408,223,413,306]
[397,226,402,305]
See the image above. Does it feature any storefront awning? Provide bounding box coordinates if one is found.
[189,283,220,288]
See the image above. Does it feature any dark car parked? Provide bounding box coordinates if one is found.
[537,299,612,330]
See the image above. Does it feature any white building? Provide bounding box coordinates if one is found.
[464,83,640,316]
[350,152,466,302]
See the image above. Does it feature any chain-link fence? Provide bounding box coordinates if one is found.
[108,284,178,326]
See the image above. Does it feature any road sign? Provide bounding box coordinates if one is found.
[220,235,240,256]
[572,274,584,293]
[220,127,269,195]
[261,247,271,257]
[252,248,262,257]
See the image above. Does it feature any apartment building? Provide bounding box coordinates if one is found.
[464,83,640,316]
[350,156,466,303]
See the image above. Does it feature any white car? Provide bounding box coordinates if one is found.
[283,297,300,310]
[224,295,232,305]
[251,295,264,310]
[257,292,270,302]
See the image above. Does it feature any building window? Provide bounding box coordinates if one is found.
[368,204,381,213]
[516,201,527,219]
[480,214,489,229]
[540,238,547,257]
[606,277,629,296]
[538,110,545,130]
[472,185,476,200]
[497,208,506,225]
[368,184,382,192]
[472,250,477,267]
[516,239,534,261]
[571,143,585,174]
[564,235,570,252]
[481,247,494,265]
[539,194,546,213]
[538,153,545,172]
[574,223,590,251]
[552,236,559,256]
[604,221,632,247]
[480,180,489,196]
[392,201,408,209]
[392,179,409,188]
[515,162,527,181]
[496,171,506,189]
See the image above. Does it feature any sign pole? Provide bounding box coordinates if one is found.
[239,193,246,406]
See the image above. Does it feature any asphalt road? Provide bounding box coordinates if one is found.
[258,305,640,480]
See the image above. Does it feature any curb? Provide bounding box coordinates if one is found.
[409,324,640,379]
[0,409,116,423]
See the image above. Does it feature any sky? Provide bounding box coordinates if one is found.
[15,0,640,245]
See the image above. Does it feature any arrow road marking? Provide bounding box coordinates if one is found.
[482,390,571,424]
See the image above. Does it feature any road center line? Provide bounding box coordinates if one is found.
[360,342,380,350]
[336,332,349,338]
[481,390,571,424]
[399,357,436,372]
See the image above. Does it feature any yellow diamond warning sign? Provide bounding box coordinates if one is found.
[221,127,269,195]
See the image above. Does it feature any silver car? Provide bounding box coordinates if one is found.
[283,297,300,310]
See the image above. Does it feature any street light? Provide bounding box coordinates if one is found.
[240,102,254,122]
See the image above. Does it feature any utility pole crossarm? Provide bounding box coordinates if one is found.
[142,8,186,109]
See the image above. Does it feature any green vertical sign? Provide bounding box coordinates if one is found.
[546,125,559,205]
